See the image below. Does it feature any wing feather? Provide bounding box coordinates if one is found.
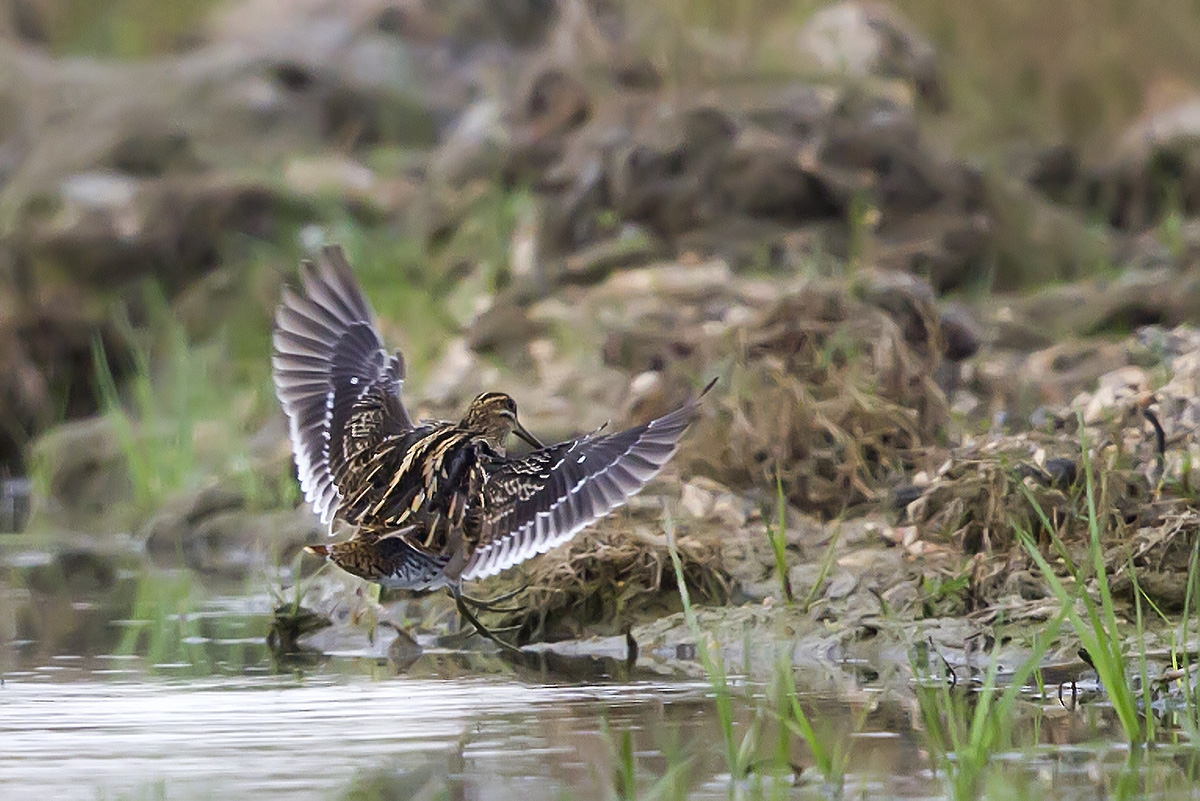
[272,245,413,527]
[461,393,707,581]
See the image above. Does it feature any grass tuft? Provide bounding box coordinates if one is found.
[664,511,757,785]
[771,655,851,791]
[766,472,794,606]
[1017,416,1144,743]
[913,609,1066,800]
[1180,533,1200,739]
[88,286,292,520]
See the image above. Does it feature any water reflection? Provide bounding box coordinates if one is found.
[5,554,1200,800]
[1,672,938,801]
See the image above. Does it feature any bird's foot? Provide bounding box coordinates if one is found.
[464,603,524,615]
[450,588,523,654]
[459,584,527,611]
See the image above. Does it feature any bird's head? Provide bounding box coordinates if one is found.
[461,392,543,451]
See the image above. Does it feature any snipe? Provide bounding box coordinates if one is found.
[272,245,710,650]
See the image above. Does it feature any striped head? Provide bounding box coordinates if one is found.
[461,392,543,451]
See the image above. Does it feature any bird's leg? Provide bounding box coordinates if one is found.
[451,586,523,654]
[459,600,524,615]
[460,584,528,612]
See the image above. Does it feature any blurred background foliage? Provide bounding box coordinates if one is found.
[5,0,1200,560]
[25,0,1200,155]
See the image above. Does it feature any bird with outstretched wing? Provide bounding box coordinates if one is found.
[272,245,713,650]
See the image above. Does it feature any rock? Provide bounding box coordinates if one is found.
[0,297,131,473]
[1020,143,1084,203]
[857,270,940,350]
[505,68,592,183]
[680,480,715,520]
[284,155,374,197]
[284,154,417,219]
[987,305,1056,352]
[209,0,473,138]
[18,172,310,293]
[824,570,858,600]
[26,416,133,531]
[561,226,663,284]
[939,302,982,362]
[0,0,496,299]
[904,324,1200,573]
[1021,341,1130,407]
[142,483,322,575]
[609,106,738,239]
[430,99,509,188]
[795,2,946,110]
[1102,90,1200,229]
[873,209,993,292]
[710,495,750,529]
[465,298,545,355]
[421,34,1001,294]
[819,92,966,215]
[715,127,839,221]
[1004,267,1200,341]
[621,369,670,422]
[612,55,660,91]
[432,0,561,48]
[538,157,622,255]
[105,125,204,177]
[984,173,1115,289]
[0,0,48,45]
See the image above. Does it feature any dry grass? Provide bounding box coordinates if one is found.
[683,282,949,517]
[481,506,733,642]
[907,448,1151,554]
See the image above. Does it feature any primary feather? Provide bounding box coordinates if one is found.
[463,400,701,580]
[271,245,411,527]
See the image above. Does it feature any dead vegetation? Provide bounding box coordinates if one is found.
[899,379,1200,616]
[607,274,953,518]
[477,493,734,642]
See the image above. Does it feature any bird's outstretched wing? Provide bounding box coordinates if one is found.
[272,245,412,526]
[462,385,713,581]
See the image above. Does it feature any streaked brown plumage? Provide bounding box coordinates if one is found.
[272,245,711,649]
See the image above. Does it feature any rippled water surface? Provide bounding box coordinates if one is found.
[3,673,735,801]
[4,557,1200,800]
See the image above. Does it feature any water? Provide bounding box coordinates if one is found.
[1,675,720,801]
[4,556,1200,800]
[1,665,936,801]
[6,666,1198,801]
